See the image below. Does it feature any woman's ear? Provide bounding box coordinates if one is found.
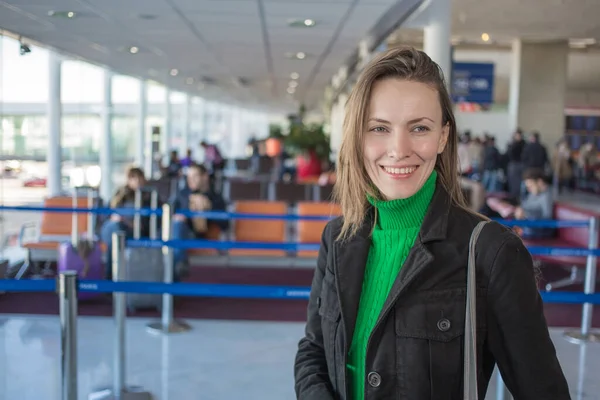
[438,124,450,154]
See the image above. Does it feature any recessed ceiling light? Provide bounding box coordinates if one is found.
[290,72,300,80]
[287,87,296,94]
[129,46,139,54]
[48,11,77,18]
[287,18,316,28]
[481,33,490,42]
[285,52,310,60]
[289,81,298,88]
[186,77,195,85]
[170,69,178,76]
[138,14,158,20]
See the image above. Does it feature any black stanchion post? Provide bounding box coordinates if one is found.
[59,270,78,400]
[565,216,600,344]
[89,232,152,399]
[147,203,191,334]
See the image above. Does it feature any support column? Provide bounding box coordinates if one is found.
[137,80,147,169]
[423,0,452,84]
[508,40,568,147]
[181,94,191,155]
[47,51,62,197]
[100,70,113,202]
[162,89,172,155]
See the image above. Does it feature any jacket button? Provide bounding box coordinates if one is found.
[367,372,381,388]
[437,318,451,332]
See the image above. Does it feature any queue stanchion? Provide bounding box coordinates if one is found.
[89,232,152,400]
[147,203,191,335]
[565,216,600,344]
[58,270,78,400]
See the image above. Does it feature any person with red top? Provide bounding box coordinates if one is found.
[297,148,322,181]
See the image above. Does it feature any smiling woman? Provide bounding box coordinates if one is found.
[363,79,448,200]
[294,47,570,400]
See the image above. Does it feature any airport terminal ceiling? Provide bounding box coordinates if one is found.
[1,0,600,114]
[0,0,405,114]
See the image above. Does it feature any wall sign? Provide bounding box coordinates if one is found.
[451,62,495,104]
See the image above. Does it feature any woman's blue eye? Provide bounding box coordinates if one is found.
[412,125,430,133]
[370,126,387,133]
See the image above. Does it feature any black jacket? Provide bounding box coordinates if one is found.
[483,145,501,171]
[294,186,569,399]
[522,142,548,170]
[170,186,229,235]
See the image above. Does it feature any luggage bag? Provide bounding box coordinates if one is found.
[57,189,103,301]
[125,189,163,312]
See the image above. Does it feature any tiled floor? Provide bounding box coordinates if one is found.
[0,315,598,400]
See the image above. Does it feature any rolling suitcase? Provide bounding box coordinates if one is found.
[125,188,163,312]
[57,189,104,301]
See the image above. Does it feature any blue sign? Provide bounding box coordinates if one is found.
[451,62,495,104]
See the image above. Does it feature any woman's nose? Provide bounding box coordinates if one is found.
[388,131,411,159]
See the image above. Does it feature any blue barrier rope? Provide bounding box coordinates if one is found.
[492,219,590,228]
[0,205,592,227]
[1,279,600,304]
[127,239,321,251]
[527,246,600,257]
[126,238,600,256]
[0,205,159,216]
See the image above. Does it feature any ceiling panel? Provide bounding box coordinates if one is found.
[7,0,600,114]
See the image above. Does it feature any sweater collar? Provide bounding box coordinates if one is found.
[368,170,437,230]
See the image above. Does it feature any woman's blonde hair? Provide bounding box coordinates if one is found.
[333,46,467,240]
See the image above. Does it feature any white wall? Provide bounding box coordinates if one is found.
[454,110,512,151]
[453,48,600,108]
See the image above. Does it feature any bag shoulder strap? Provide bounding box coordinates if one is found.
[463,220,489,400]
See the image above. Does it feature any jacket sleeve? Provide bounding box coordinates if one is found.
[294,222,336,399]
[486,234,570,399]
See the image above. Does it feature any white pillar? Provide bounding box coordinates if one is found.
[162,89,172,155]
[423,0,452,84]
[181,94,191,155]
[137,80,147,169]
[507,40,568,147]
[100,69,113,202]
[507,40,522,134]
[47,51,62,197]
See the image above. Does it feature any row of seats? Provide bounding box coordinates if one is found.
[18,197,341,273]
[223,179,334,204]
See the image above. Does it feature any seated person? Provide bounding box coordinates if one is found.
[170,164,229,278]
[485,168,554,238]
[100,167,154,279]
[515,168,555,239]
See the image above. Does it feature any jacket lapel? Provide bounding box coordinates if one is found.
[334,211,373,349]
[375,185,452,331]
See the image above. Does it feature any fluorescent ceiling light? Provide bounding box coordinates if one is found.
[48,11,77,18]
[170,69,178,76]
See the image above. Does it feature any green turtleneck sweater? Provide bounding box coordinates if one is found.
[347,170,437,400]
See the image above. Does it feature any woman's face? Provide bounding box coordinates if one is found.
[363,79,448,200]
